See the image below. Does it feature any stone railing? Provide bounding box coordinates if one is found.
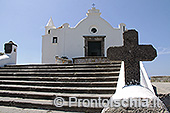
[151,76,170,82]
[72,57,113,64]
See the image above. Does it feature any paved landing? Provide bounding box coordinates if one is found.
[152,82,170,94]
[0,106,78,113]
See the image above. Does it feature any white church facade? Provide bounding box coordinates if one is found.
[42,7,126,63]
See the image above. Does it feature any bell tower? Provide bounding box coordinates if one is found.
[45,17,56,35]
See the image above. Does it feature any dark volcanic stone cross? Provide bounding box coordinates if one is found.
[107,30,157,85]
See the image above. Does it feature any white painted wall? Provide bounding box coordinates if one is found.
[42,7,126,63]
[0,44,17,67]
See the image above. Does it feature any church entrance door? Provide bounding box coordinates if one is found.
[88,41,101,56]
[83,36,106,57]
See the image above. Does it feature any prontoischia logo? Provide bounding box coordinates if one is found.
[53,97,161,108]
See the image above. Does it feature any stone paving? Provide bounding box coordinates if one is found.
[152,82,170,94]
[0,106,78,113]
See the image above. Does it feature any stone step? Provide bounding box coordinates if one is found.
[2,64,121,69]
[4,61,121,67]
[0,67,120,72]
[0,90,112,100]
[0,97,103,112]
[0,85,116,94]
[0,72,119,77]
[0,80,117,87]
[0,76,118,82]
[0,62,120,112]
[0,71,120,75]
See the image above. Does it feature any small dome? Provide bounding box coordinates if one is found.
[62,23,70,28]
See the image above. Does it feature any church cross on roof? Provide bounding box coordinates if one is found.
[92,3,95,7]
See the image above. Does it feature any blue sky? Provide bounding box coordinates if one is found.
[0,0,170,76]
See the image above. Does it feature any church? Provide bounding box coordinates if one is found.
[0,6,168,113]
[42,7,126,63]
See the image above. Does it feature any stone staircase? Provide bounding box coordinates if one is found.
[0,62,121,113]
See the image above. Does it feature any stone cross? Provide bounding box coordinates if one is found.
[107,30,157,85]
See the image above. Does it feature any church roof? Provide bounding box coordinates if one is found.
[46,17,55,27]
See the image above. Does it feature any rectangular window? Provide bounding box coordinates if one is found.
[52,37,58,43]
[123,26,126,32]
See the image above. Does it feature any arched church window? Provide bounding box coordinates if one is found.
[48,30,50,34]
[52,37,58,43]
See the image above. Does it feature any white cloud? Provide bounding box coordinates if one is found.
[158,47,170,55]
